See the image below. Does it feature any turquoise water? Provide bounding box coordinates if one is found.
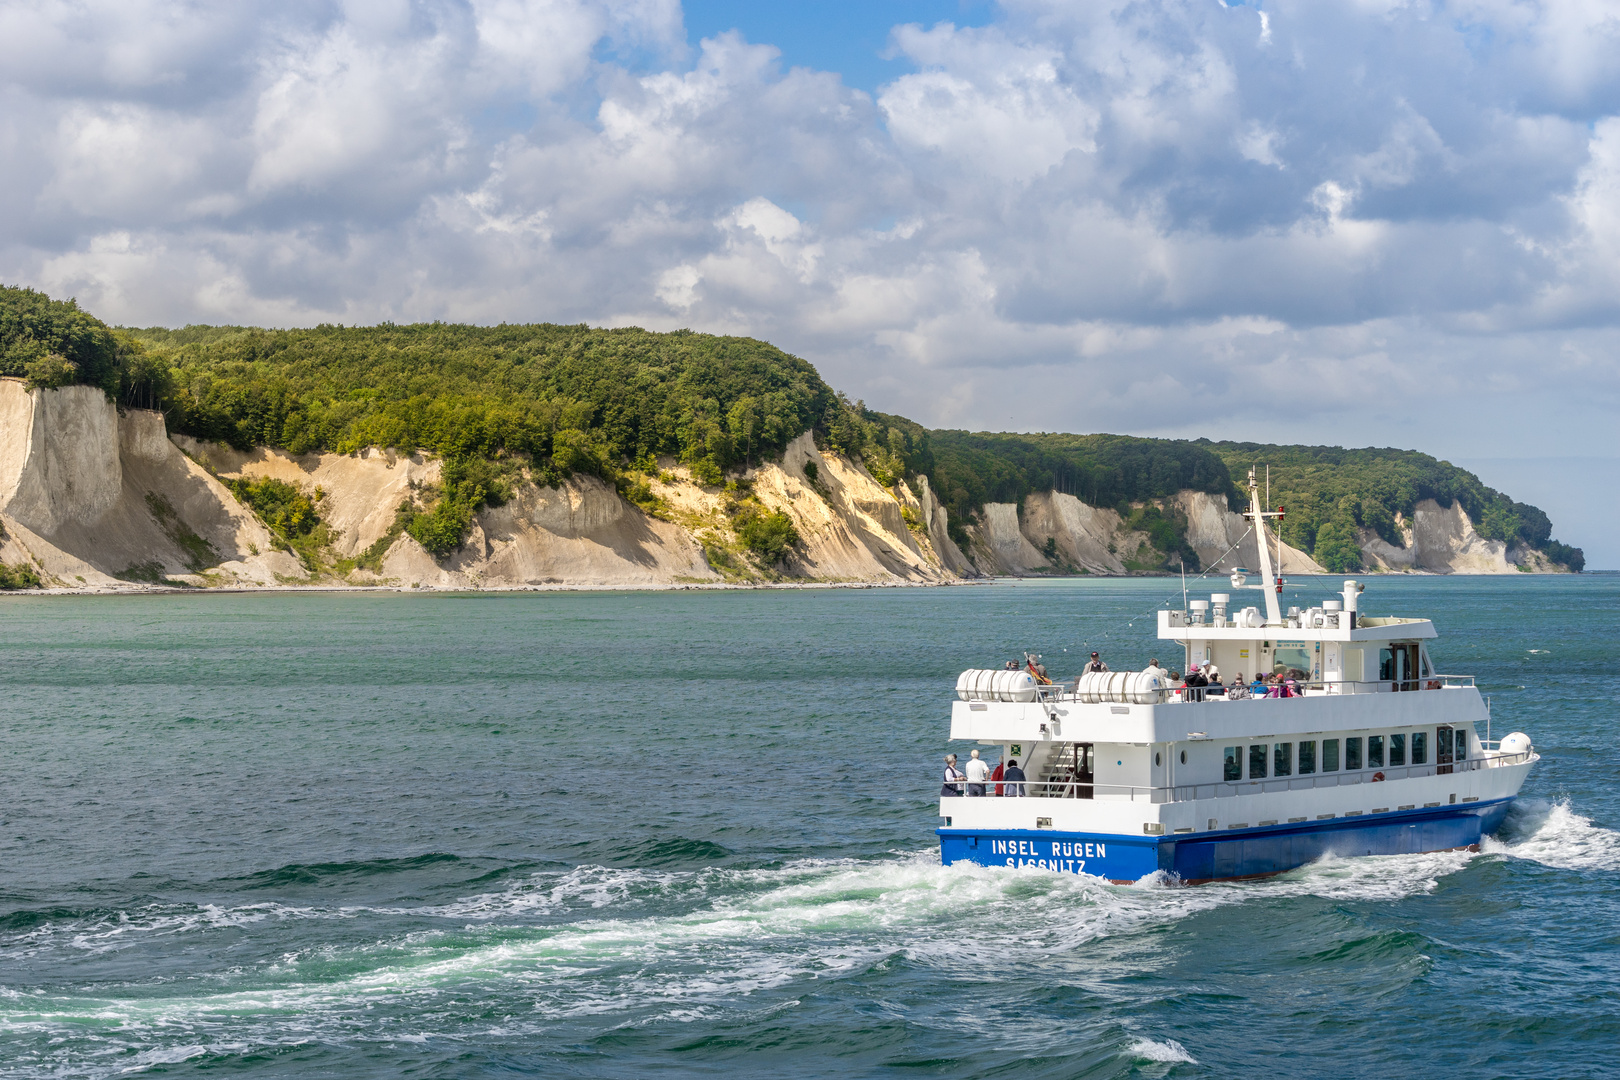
[1,576,1616,1078]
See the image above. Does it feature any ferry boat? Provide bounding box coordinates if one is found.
[938,469,1538,883]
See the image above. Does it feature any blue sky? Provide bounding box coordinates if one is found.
[681,0,994,90]
[1,0,1617,565]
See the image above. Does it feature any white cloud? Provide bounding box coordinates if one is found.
[2,0,1619,479]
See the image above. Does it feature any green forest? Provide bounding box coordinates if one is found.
[0,284,1585,572]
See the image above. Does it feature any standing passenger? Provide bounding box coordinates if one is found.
[941,754,965,797]
[965,749,990,796]
[991,759,1006,797]
[1002,759,1027,797]
[1085,651,1109,673]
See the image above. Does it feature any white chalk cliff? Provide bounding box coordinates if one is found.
[0,381,971,589]
[0,381,1572,589]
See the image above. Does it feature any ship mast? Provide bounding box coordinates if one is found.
[1245,468,1285,626]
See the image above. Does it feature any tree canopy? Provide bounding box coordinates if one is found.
[0,285,123,394]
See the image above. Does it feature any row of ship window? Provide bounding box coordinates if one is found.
[1222,730,1468,781]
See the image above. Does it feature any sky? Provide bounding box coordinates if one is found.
[2,0,1618,565]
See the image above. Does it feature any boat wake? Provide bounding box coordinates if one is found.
[0,829,1583,1078]
[1482,798,1620,872]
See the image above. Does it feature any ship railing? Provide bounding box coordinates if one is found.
[1020,674,1476,705]
[1003,750,1533,804]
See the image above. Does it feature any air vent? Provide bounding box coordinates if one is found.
[1036,817,1053,828]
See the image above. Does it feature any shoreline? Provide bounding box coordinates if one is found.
[0,568,1594,598]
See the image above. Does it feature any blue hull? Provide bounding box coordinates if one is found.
[938,799,1514,883]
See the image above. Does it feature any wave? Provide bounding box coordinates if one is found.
[223,853,465,889]
[1482,798,1620,872]
[1128,1037,1197,1064]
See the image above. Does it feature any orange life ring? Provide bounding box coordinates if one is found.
[1371,771,1385,782]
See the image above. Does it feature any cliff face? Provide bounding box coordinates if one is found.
[0,380,300,585]
[1358,500,1559,574]
[0,381,1571,589]
[951,487,1564,577]
[0,381,969,589]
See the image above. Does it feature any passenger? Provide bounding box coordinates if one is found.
[941,754,965,797]
[1249,674,1267,697]
[1002,759,1027,797]
[1204,663,1225,696]
[1226,672,1249,700]
[1085,651,1109,673]
[1144,657,1167,684]
[965,749,990,796]
[991,758,1005,796]
[1184,665,1208,702]
[1004,660,1020,671]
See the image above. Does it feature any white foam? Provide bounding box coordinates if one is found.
[1483,798,1620,872]
[1129,1037,1197,1063]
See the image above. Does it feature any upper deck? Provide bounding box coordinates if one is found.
[950,676,1484,745]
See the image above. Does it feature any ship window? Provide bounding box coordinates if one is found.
[1456,730,1467,760]
[1412,731,1427,765]
[1389,733,1406,767]
[1368,735,1384,768]
[1273,644,1312,678]
[1323,739,1339,771]
[1249,744,1267,780]
[1155,752,1162,766]
[1346,737,1362,771]
[1224,747,1241,781]
[1180,750,1187,765]
[1299,740,1316,774]
[1274,743,1292,777]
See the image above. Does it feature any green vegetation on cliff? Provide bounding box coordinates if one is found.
[0,285,125,394]
[0,285,1585,571]
[117,322,878,554]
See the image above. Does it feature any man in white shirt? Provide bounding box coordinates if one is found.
[965,749,991,796]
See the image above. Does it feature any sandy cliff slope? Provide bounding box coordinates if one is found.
[0,382,968,589]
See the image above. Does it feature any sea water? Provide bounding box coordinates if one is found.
[0,576,1616,1078]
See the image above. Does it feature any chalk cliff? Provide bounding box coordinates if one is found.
[952,487,1564,578]
[0,381,970,589]
[0,381,1573,590]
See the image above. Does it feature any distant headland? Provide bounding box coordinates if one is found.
[0,285,1583,591]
